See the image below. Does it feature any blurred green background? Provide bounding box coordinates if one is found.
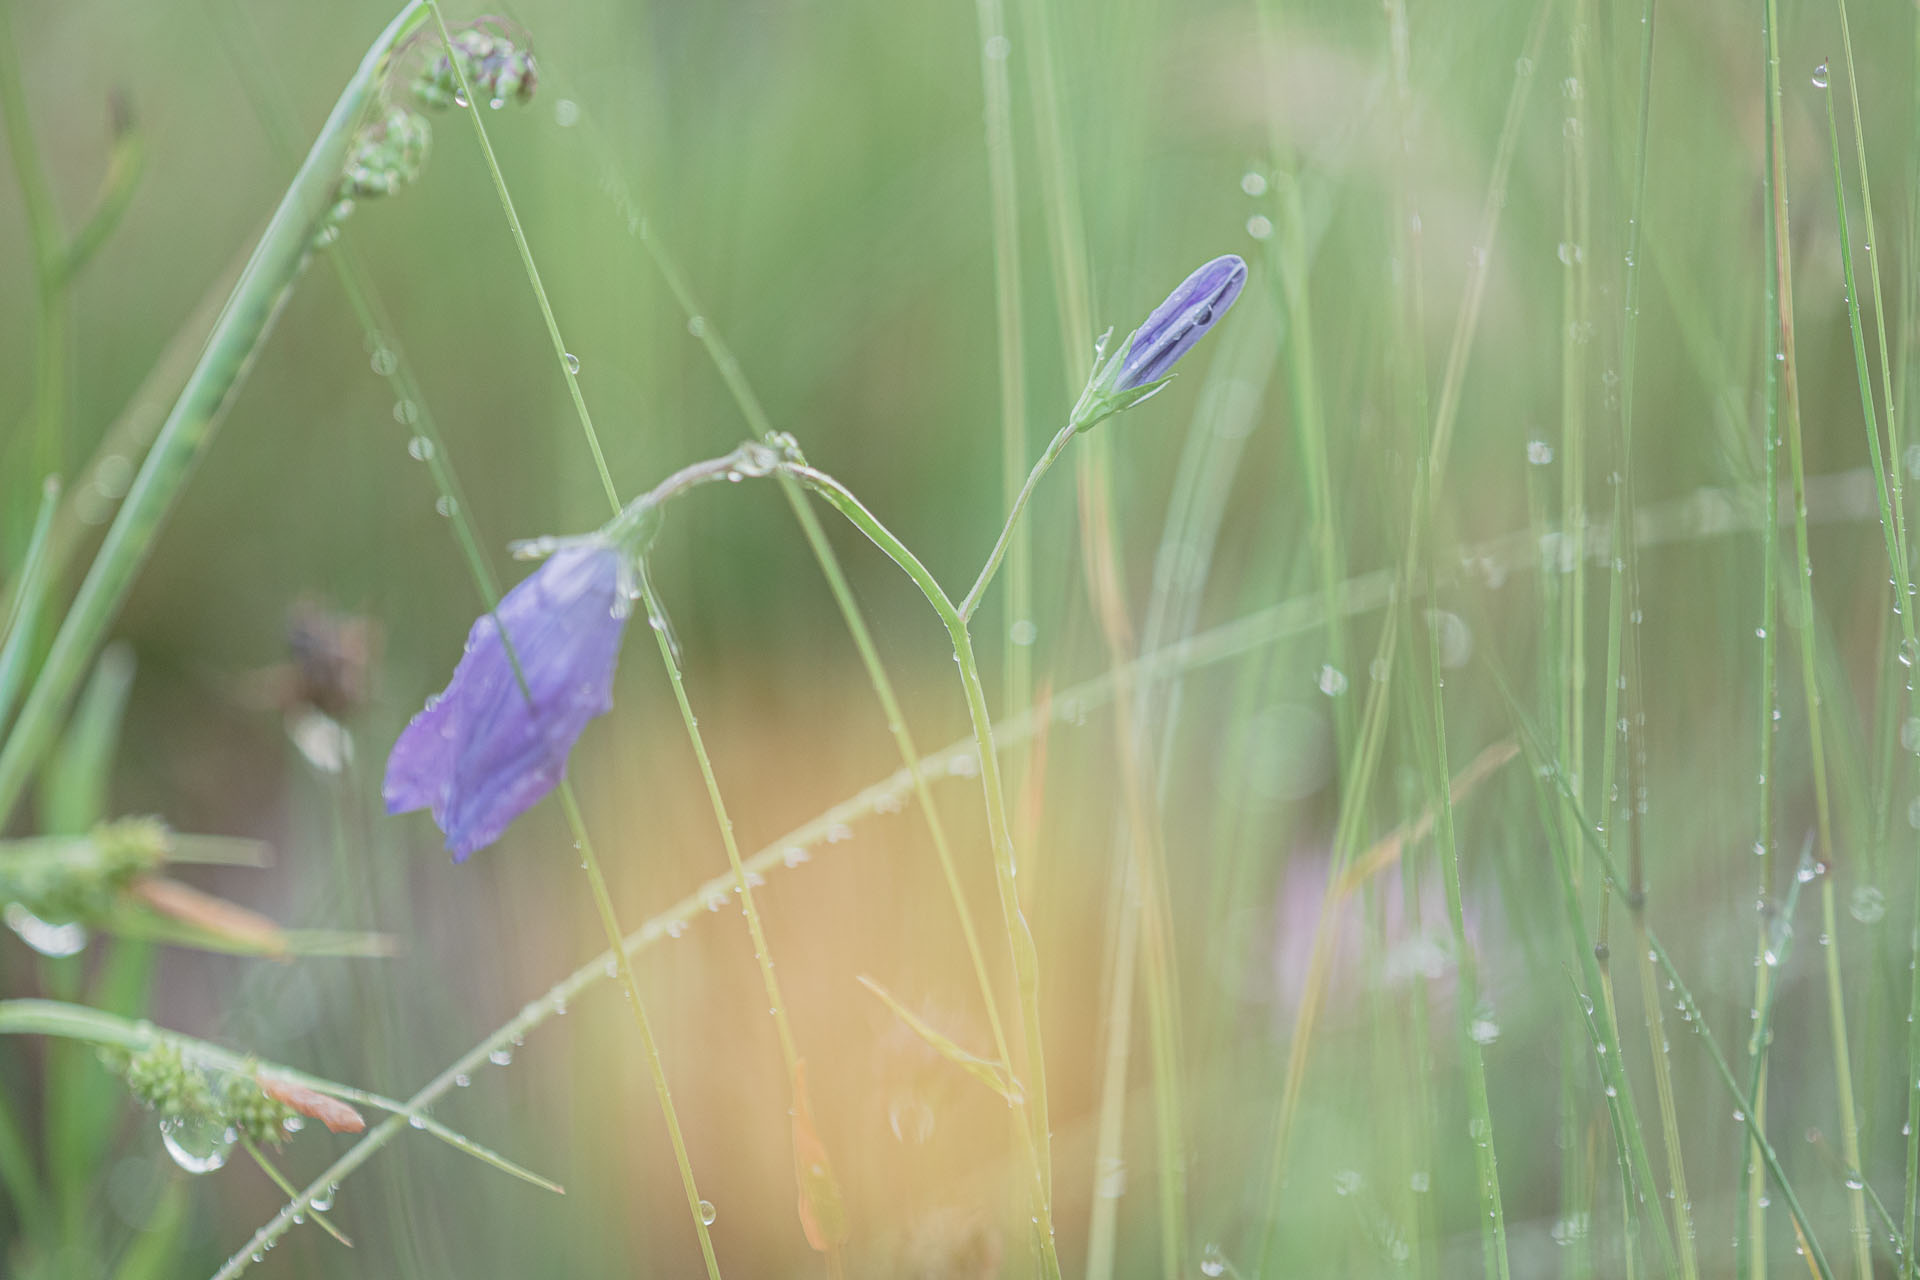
[4,0,1919,1275]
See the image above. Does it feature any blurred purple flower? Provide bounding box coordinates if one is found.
[384,543,630,859]
[1115,254,1248,391]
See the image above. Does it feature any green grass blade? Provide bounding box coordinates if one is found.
[0,1,431,828]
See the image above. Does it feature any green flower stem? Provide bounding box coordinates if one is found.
[630,220,1020,1093]
[783,461,1061,1278]
[0,0,431,830]
[961,421,1077,622]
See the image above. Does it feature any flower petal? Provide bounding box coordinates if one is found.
[384,544,630,859]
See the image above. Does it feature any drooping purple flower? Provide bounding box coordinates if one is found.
[384,543,630,859]
[1114,254,1248,391]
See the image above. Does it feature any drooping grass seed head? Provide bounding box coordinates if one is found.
[412,21,539,111]
[1070,254,1248,431]
[340,108,432,200]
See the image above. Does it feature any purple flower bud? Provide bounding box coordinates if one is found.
[384,544,630,859]
[1114,255,1248,391]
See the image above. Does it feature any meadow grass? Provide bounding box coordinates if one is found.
[9,0,1920,1277]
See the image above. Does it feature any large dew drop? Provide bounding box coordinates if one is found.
[159,1116,235,1174]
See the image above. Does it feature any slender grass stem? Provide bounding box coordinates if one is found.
[425,3,617,512]
[970,0,1033,815]
[554,788,724,1278]
[1759,6,1863,1268]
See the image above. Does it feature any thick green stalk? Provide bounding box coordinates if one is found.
[0,1,430,828]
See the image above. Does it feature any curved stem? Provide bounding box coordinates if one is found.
[786,461,1061,1277]
[961,422,1077,621]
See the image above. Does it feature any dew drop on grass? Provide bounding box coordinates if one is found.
[554,98,580,126]
[1200,1243,1227,1277]
[1410,1170,1431,1193]
[699,1199,717,1225]
[1904,717,1920,755]
[489,1048,513,1067]
[1528,439,1555,464]
[1009,619,1038,646]
[408,1114,426,1129]
[1241,170,1268,197]
[1317,664,1348,696]
[453,1073,470,1088]
[1851,885,1886,925]
[1333,1169,1363,1196]
[407,435,434,461]
[564,352,581,374]
[1812,63,1830,88]
[159,1117,234,1174]
[435,496,458,518]
[369,348,396,376]
[1246,214,1274,240]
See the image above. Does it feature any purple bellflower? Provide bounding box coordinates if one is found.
[384,541,631,859]
[1070,254,1248,430]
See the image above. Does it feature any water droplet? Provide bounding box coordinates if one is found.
[408,1113,426,1129]
[1528,439,1555,465]
[564,352,581,375]
[4,903,87,956]
[686,315,707,337]
[1009,619,1038,646]
[369,348,396,376]
[393,400,418,426]
[554,99,580,127]
[1812,63,1830,88]
[435,495,458,518]
[699,1198,717,1225]
[1410,1170,1431,1192]
[1241,170,1268,197]
[1246,214,1274,241]
[159,1116,234,1174]
[1901,716,1920,755]
[489,1047,514,1067]
[1333,1169,1363,1196]
[1470,1014,1501,1045]
[407,435,434,461]
[1318,664,1348,696]
[1851,885,1886,925]
[1200,1243,1227,1277]
[488,97,505,110]
[453,1073,470,1088]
